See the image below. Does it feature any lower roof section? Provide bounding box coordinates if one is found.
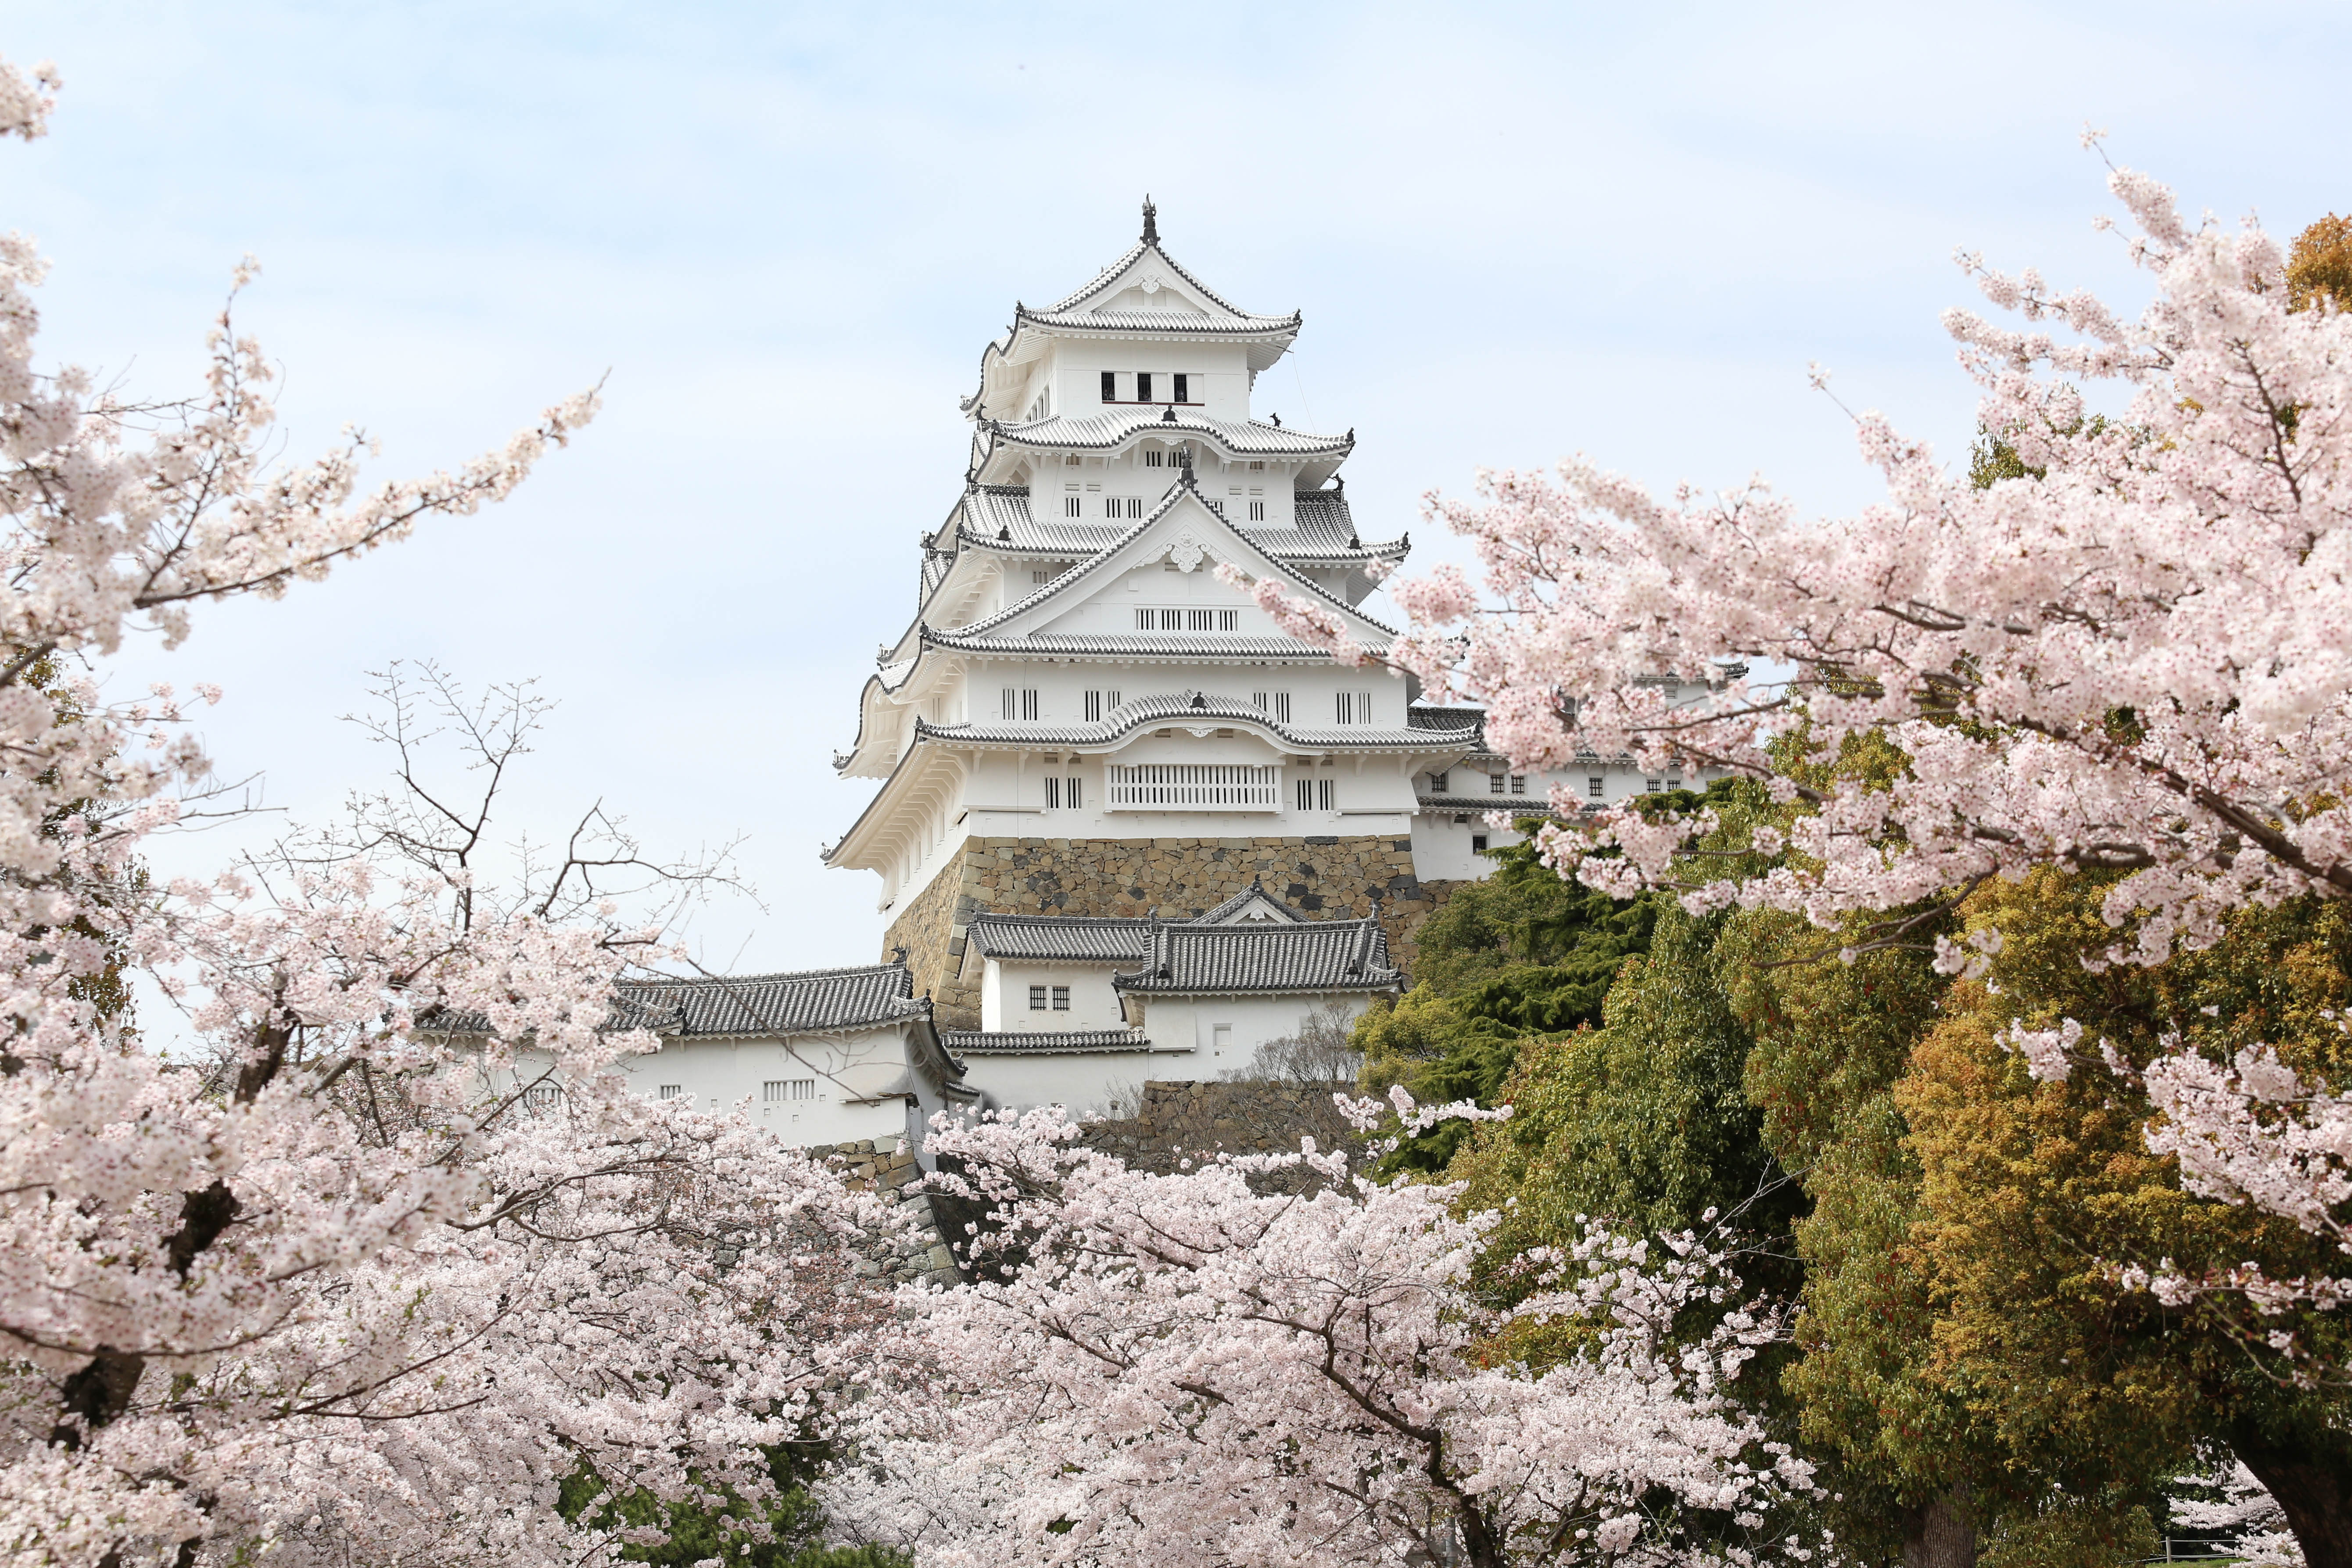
[915,689,1453,754]
[942,1027,1161,1055]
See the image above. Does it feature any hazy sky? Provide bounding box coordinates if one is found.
[7,1,2346,972]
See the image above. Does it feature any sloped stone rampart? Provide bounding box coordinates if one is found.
[881,835,1460,1030]
[810,1136,961,1287]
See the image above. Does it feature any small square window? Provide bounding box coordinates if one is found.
[1051,986,1070,1010]
[1510,775,1527,795]
[1646,778,1664,793]
[1428,771,1449,793]
[1587,777,1605,798]
[1248,501,1266,521]
[1471,833,1489,852]
[1667,777,1683,791]
[1488,773,1506,794]
[1029,985,1048,1010]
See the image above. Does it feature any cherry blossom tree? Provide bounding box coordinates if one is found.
[0,57,878,1568]
[828,1094,1816,1568]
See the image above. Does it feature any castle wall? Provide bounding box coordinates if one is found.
[882,833,1458,1028]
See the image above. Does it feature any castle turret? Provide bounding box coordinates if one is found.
[825,204,1473,1025]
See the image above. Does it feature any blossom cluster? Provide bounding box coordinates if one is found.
[0,54,875,1568]
[828,1098,1815,1568]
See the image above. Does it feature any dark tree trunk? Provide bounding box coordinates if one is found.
[2234,1424,2352,1568]
[1900,1489,1977,1568]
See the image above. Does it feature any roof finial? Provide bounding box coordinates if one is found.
[1141,194,1158,246]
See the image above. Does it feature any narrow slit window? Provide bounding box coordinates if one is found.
[1105,689,1121,710]
[763,1079,815,1102]
[1218,609,1238,631]
[1043,775,1062,809]
[1126,497,1142,518]
[1251,691,1268,711]
[1335,692,1355,725]
[1104,495,1122,518]
[1065,775,1082,808]
[1063,495,1081,517]
[1248,501,1266,521]
[1356,691,1373,725]
[1002,688,1040,721]
[658,1084,685,1101]
[1145,449,1163,467]
[1273,692,1291,723]
[1085,690,1102,722]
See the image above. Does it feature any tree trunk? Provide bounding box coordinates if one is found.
[2234,1423,2352,1568]
[1900,1489,1977,1568]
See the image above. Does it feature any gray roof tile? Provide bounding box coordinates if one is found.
[913,689,1439,750]
[942,1027,1159,1055]
[613,965,929,1037]
[1115,920,1402,995]
[965,915,1154,963]
[1040,239,1292,325]
[984,409,1349,459]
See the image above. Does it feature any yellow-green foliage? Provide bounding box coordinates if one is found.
[1897,872,2352,1506]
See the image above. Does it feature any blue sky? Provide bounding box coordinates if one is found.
[7,1,2347,971]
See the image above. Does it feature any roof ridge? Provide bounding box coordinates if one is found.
[619,962,910,987]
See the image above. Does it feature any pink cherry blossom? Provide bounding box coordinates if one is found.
[830,1101,1814,1568]
[0,56,881,1568]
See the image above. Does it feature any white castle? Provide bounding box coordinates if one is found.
[559,205,1696,1158]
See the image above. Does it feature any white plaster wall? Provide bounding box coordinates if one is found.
[607,1026,924,1150]
[1128,993,1380,1075]
[957,1047,1196,1118]
[980,960,1127,1032]
[1052,339,1252,422]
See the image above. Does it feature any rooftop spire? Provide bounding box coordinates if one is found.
[1141,194,1158,246]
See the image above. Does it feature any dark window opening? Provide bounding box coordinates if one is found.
[1471,834,1489,853]
[1172,373,1189,403]
[1101,371,1116,401]
[1137,372,1154,403]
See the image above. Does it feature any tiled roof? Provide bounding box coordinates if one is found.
[1041,238,1291,326]
[926,480,1397,648]
[612,965,930,1037]
[919,629,1354,660]
[984,409,1350,459]
[912,689,1439,750]
[1195,882,1305,925]
[942,1027,1160,1055]
[965,915,1154,963]
[950,485,1400,564]
[1015,305,1300,337]
[1115,920,1402,995]
[1409,703,1487,736]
